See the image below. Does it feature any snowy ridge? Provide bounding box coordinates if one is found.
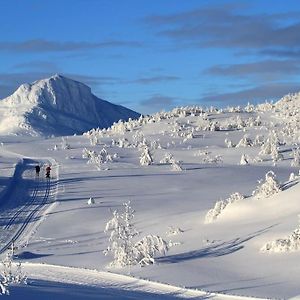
[10,262,269,300]
[0,74,140,136]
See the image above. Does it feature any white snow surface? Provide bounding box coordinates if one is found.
[0,74,140,136]
[1,97,300,298]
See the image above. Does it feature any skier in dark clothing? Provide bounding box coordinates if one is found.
[35,165,41,177]
[45,165,51,178]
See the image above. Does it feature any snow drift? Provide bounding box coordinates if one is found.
[0,74,140,136]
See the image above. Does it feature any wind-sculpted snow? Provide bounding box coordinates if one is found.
[0,74,140,136]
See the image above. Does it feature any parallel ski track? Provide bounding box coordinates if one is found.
[0,177,51,254]
[4,177,40,230]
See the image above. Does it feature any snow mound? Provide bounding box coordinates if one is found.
[0,74,140,136]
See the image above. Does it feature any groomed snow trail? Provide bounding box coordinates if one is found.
[0,158,58,255]
[9,262,270,300]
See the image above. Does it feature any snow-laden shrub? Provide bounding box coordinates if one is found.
[132,130,144,146]
[171,160,183,171]
[87,197,95,205]
[160,153,174,164]
[82,148,96,159]
[104,202,168,268]
[259,131,280,155]
[151,139,162,150]
[203,155,223,164]
[252,171,281,199]
[205,192,244,224]
[261,221,300,253]
[139,146,153,166]
[254,135,264,146]
[0,244,27,295]
[291,148,300,167]
[134,235,168,266]
[240,154,250,165]
[271,147,283,162]
[225,138,235,148]
[236,135,253,148]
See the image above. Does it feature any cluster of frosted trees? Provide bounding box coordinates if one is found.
[82,147,118,170]
[261,219,300,253]
[0,245,26,295]
[103,202,168,268]
[205,170,282,224]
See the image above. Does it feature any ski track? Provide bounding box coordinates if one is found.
[0,158,55,255]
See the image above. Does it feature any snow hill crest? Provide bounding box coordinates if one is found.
[0,74,140,136]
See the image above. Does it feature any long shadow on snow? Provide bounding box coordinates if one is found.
[59,173,183,185]
[157,225,276,264]
[10,279,213,300]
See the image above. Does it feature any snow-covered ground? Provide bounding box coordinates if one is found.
[1,98,300,299]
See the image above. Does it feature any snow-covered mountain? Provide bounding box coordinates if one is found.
[0,74,140,136]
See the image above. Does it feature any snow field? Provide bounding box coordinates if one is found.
[1,102,300,298]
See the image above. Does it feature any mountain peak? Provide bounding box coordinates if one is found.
[0,75,140,136]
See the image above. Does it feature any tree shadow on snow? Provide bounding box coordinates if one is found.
[157,225,277,264]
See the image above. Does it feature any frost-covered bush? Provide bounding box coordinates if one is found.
[254,135,264,146]
[236,135,253,148]
[171,160,183,171]
[259,131,280,155]
[291,148,300,167]
[261,221,300,253]
[0,244,27,295]
[271,147,283,162]
[203,155,223,164]
[205,192,244,224]
[104,202,167,268]
[252,171,281,199]
[87,197,95,205]
[240,154,250,165]
[82,148,96,159]
[139,146,153,166]
[134,235,168,266]
[160,152,174,164]
[225,138,235,148]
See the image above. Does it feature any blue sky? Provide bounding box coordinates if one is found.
[1,0,300,114]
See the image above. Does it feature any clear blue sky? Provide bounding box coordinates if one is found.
[1,0,300,114]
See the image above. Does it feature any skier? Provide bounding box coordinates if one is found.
[35,165,41,177]
[45,165,51,178]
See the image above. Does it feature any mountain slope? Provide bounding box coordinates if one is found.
[0,74,140,136]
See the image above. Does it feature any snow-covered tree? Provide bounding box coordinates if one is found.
[87,197,95,205]
[291,148,300,167]
[271,146,283,162]
[261,217,300,253]
[139,146,153,166]
[236,135,253,147]
[205,192,244,224]
[160,152,174,164]
[0,244,27,295]
[240,154,249,165]
[171,160,183,171]
[104,202,168,268]
[103,202,138,268]
[252,171,281,199]
[259,131,280,155]
[134,235,168,266]
[225,138,235,148]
